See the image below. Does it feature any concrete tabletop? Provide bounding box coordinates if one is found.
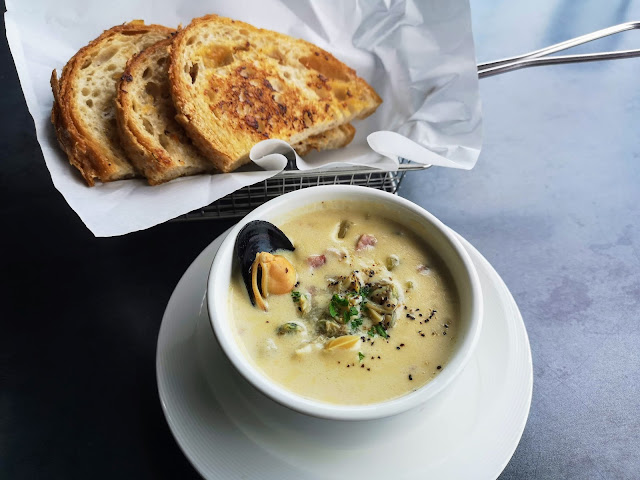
[447,1,639,477]
[2,0,639,478]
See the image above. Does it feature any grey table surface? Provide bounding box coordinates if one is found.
[2,0,639,479]
[444,0,640,478]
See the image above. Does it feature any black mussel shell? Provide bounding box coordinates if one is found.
[235,220,295,306]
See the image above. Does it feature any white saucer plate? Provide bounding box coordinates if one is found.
[156,229,532,480]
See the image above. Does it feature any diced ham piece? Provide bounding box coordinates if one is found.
[356,234,377,251]
[307,254,326,268]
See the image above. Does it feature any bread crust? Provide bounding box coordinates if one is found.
[168,14,381,173]
[293,123,356,157]
[51,21,173,186]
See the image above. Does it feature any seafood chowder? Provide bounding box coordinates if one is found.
[229,201,459,405]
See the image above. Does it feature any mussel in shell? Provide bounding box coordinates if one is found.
[235,220,297,310]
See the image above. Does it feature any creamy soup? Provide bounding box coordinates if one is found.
[229,201,459,405]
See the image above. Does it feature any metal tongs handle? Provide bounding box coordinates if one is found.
[478,21,640,78]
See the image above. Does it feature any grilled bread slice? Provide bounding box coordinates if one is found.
[51,21,173,186]
[169,14,381,173]
[117,38,356,184]
[116,37,214,185]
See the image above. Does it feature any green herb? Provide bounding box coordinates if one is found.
[343,310,351,324]
[332,294,349,307]
[375,324,389,339]
[291,291,301,302]
[366,324,389,339]
[329,294,349,319]
[351,317,363,330]
[349,306,358,316]
[358,352,365,362]
[359,286,371,298]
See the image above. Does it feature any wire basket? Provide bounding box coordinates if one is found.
[173,159,430,221]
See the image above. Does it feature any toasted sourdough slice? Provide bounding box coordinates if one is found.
[51,21,174,186]
[116,38,354,185]
[116,38,214,185]
[169,14,382,173]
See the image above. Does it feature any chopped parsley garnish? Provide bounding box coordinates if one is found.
[291,291,301,302]
[329,294,349,319]
[358,352,365,362]
[366,324,389,339]
[350,317,363,330]
[375,324,389,339]
[332,294,349,307]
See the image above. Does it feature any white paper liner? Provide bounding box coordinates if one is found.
[5,0,481,236]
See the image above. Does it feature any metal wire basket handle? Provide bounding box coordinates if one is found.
[478,21,640,78]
